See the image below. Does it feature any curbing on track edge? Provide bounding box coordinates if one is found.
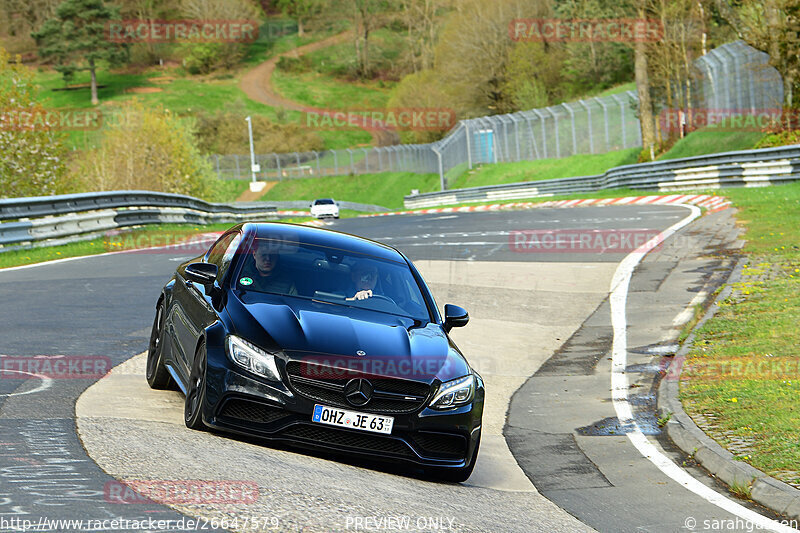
[657,258,800,521]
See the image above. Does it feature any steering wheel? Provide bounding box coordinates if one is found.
[367,294,396,304]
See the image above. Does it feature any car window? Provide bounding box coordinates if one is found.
[218,234,242,281]
[235,238,430,322]
[206,232,237,269]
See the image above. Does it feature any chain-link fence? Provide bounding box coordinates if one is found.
[212,40,783,190]
[693,40,783,112]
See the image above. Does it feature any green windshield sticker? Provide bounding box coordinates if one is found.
[239,277,253,286]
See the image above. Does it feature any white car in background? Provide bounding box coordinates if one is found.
[310,198,340,219]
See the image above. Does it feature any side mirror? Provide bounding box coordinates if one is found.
[444,304,469,332]
[185,263,218,287]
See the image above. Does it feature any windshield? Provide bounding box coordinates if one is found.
[234,237,430,321]
[314,199,335,205]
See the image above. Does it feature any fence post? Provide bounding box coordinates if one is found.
[234,154,241,180]
[275,154,282,181]
[562,103,577,156]
[578,100,594,154]
[214,155,221,179]
[346,149,354,174]
[333,150,338,176]
[432,146,444,191]
[315,151,320,176]
[548,107,560,158]
[595,97,610,152]
[363,148,369,173]
[525,114,539,159]
[532,109,547,159]
[611,94,627,149]
[509,115,522,161]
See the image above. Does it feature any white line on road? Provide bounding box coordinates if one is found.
[608,204,796,533]
[0,368,53,397]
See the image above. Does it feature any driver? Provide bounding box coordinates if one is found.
[240,240,297,296]
[346,260,380,301]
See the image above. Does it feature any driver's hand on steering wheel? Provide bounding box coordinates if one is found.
[346,290,373,301]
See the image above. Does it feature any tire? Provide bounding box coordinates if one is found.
[184,342,208,431]
[430,433,480,483]
[146,302,171,390]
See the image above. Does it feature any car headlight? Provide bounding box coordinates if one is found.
[226,336,281,381]
[429,375,475,409]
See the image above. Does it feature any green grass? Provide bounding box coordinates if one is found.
[209,179,251,203]
[590,81,636,99]
[33,23,372,151]
[450,148,640,189]
[658,129,766,160]
[261,172,440,209]
[272,69,393,111]
[0,223,233,269]
[679,181,800,484]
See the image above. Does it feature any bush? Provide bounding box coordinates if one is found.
[0,47,69,198]
[276,55,312,73]
[178,43,245,74]
[75,100,214,199]
[195,105,324,155]
[755,129,800,149]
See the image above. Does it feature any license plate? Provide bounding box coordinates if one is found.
[312,404,394,435]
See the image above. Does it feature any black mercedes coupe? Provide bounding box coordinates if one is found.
[146,222,483,481]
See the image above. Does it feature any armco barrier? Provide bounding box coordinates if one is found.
[404,144,800,208]
[0,191,286,251]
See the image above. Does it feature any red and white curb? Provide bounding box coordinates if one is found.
[361,194,732,218]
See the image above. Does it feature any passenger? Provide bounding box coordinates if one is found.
[239,240,297,296]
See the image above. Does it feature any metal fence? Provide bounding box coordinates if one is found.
[693,40,783,113]
[212,40,783,189]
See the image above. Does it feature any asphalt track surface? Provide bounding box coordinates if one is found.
[0,205,785,533]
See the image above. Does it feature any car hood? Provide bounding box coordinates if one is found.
[228,292,470,383]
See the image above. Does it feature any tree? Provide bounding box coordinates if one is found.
[398,0,444,72]
[349,0,394,78]
[179,0,262,74]
[32,0,129,105]
[276,0,326,37]
[717,0,800,108]
[76,99,214,198]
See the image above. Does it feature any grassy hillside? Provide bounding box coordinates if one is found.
[261,172,440,208]
[450,148,640,189]
[658,129,766,160]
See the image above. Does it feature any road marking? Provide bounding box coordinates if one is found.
[0,368,53,397]
[609,204,795,533]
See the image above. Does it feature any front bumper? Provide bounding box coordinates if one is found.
[311,209,339,219]
[202,358,483,469]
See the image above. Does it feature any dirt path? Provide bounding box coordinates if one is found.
[234,181,277,202]
[240,31,399,147]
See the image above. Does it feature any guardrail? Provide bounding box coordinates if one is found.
[404,144,800,208]
[0,191,284,251]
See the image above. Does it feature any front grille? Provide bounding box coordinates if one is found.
[282,424,414,456]
[218,399,287,425]
[412,432,468,459]
[285,361,432,414]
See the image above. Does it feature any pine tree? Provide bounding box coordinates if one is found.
[32,0,129,105]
